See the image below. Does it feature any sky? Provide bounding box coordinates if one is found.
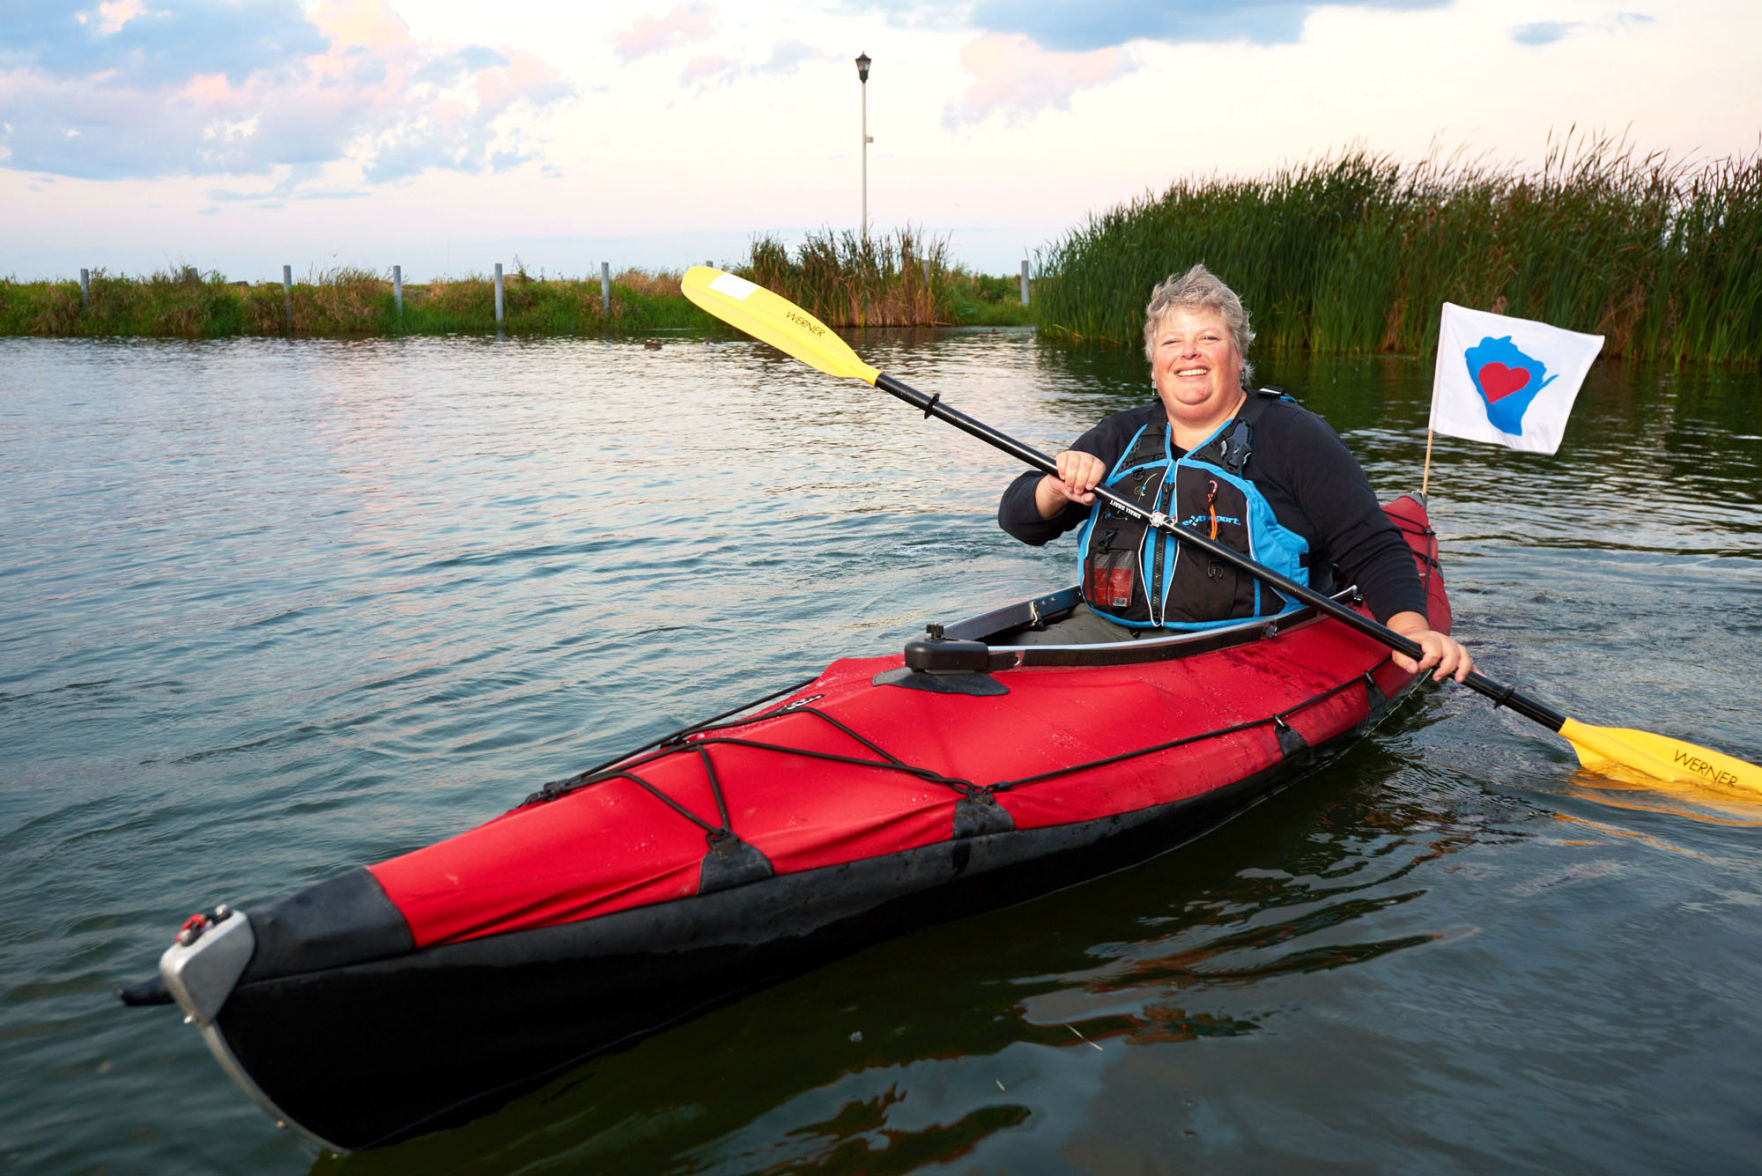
[1,0,1758,281]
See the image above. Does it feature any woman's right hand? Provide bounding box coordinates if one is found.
[1035,450,1108,518]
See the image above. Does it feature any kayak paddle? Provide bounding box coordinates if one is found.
[680,266,1760,798]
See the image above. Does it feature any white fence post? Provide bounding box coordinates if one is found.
[80,268,90,309]
[393,265,403,316]
[494,263,504,324]
[1020,259,1030,306]
[283,265,293,330]
[601,262,610,315]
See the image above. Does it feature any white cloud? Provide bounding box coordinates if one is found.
[679,39,823,87]
[944,33,1136,126]
[1,0,1756,283]
[611,2,717,62]
[0,0,574,183]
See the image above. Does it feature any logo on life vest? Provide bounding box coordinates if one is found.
[1182,513,1240,528]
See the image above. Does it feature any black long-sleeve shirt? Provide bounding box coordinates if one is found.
[997,398,1428,624]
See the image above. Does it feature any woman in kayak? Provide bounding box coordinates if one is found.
[998,264,1473,683]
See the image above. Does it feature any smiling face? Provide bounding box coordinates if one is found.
[1149,306,1246,439]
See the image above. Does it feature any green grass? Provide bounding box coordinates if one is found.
[0,244,1034,337]
[1035,134,1762,366]
[0,264,716,338]
[945,269,1034,327]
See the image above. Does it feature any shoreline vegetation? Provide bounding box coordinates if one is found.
[4,138,1756,365]
[0,228,1032,340]
[747,227,1025,328]
[1038,136,1760,367]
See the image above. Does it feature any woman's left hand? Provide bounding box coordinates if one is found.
[1385,612,1474,683]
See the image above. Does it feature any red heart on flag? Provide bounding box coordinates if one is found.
[1477,362,1530,402]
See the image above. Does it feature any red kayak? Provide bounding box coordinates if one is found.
[123,493,1448,1152]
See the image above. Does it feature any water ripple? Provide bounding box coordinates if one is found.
[1,336,1758,1175]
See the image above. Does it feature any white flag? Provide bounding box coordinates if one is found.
[1430,303,1603,455]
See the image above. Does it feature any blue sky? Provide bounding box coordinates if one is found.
[1,0,1756,280]
[965,0,1451,50]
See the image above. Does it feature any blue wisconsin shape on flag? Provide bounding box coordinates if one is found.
[1431,303,1604,455]
[1463,335,1558,435]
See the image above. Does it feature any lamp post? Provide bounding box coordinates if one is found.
[855,52,872,241]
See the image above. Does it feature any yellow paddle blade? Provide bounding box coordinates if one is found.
[1560,717,1761,796]
[681,267,880,385]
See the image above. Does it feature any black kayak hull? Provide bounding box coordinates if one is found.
[215,750,1350,1150]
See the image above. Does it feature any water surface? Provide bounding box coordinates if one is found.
[2,332,1759,1174]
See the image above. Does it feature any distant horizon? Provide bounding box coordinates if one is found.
[5,1,1758,285]
[1,224,1052,285]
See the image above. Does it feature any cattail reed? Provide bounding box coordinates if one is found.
[748,227,957,327]
[1036,135,1761,367]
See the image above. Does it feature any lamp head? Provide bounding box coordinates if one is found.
[855,52,871,83]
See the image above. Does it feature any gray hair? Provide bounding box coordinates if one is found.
[1142,264,1255,386]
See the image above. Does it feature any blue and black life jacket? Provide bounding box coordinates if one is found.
[1076,389,1310,629]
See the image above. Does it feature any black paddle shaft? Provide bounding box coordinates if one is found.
[872,371,1569,732]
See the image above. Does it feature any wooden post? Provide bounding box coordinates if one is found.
[601,262,610,315]
[393,265,403,316]
[80,268,90,309]
[494,262,504,324]
[283,265,293,330]
[1020,259,1030,306]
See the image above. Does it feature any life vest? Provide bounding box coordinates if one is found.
[1076,390,1310,629]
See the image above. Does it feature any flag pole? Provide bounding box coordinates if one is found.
[1423,308,1444,497]
[1422,345,1439,497]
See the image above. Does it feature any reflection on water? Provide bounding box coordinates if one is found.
[0,333,1758,1175]
[1561,776,1762,828]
